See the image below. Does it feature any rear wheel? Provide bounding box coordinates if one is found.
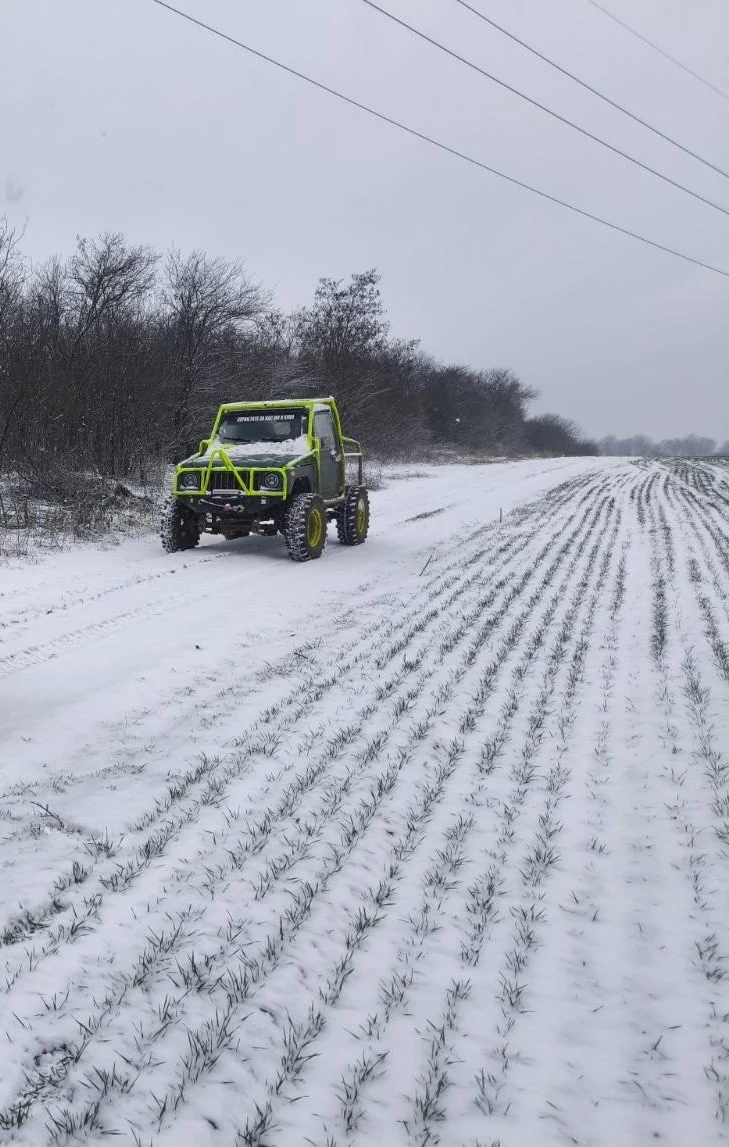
[336,486,369,546]
[160,497,201,553]
[283,493,327,562]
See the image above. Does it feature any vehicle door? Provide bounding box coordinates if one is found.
[313,409,343,499]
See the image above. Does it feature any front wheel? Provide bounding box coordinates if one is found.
[336,486,369,546]
[283,493,327,562]
[160,497,201,553]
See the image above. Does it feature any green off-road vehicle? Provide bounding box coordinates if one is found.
[161,397,369,562]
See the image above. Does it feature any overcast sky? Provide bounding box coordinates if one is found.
[3,0,728,440]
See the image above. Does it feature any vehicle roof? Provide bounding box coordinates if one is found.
[217,397,337,413]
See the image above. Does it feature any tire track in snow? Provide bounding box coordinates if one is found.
[0,551,232,638]
[0,553,241,676]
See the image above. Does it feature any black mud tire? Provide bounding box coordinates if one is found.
[160,497,201,554]
[336,486,370,546]
[283,493,327,562]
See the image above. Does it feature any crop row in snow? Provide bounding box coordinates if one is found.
[1,461,728,1146]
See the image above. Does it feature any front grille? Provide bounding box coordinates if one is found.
[209,470,239,491]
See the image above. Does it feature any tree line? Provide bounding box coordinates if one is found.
[599,435,728,458]
[0,220,598,488]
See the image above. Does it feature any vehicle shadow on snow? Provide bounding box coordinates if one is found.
[197,532,369,564]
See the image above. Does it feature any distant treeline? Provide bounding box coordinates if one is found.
[0,219,598,483]
[599,435,728,458]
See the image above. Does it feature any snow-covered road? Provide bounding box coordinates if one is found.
[0,459,591,779]
[2,457,729,1147]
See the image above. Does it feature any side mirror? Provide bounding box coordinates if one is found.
[198,439,210,454]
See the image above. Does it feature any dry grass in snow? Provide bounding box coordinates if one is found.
[1,458,729,1146]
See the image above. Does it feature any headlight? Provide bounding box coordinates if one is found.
[178,471,201,490]
[261,472,282,491]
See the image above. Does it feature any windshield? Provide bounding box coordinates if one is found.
[216,408,309,445]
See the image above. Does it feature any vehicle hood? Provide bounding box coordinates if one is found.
[178,437,313,469]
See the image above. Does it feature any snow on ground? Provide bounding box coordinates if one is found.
[1,456,729,1146]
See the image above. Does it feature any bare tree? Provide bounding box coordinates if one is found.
[68,233,158,350]
[162,248,266,452]
[0,218,26,467]
[0,217,24,326]
[297,270,388,372]
[477,369,538,451]
[526,414,598,455]
[61,236,159,474]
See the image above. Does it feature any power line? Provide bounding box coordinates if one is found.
[584,0,729,104]
[452,0,729,181]
[361,0,729,220]
[150,0,729,280]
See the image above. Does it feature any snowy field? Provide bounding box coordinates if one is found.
[1,456,729,1147]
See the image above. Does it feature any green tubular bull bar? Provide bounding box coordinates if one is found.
[174,446,315,499]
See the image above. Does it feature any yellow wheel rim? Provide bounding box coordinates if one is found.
[356,500,367,534]
[307,507,323,548]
